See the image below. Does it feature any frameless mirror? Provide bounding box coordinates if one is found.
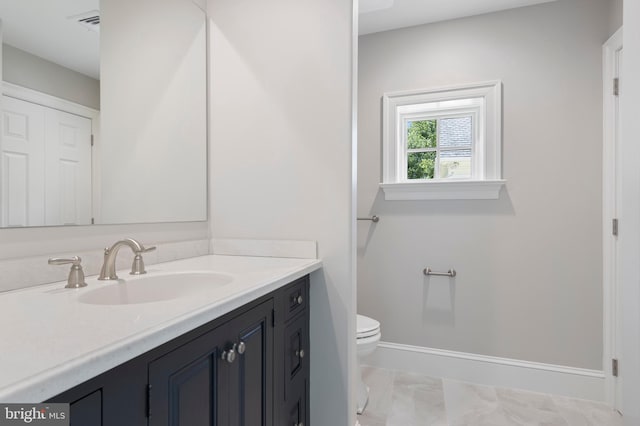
[0,0,207,227]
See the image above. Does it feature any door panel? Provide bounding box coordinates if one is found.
[170,357,213,426]
[0,96,45,227]
[44,108,92,225]
[149,327,227,426]
[0,95,92,227]
[239,320,267,426]
[227,300,274,426]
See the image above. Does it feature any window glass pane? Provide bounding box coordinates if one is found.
[408,151,436,180]
[407,120,437,149]
[440,149,472,179]
[439,116,472,149]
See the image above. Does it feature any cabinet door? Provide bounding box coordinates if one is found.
[49,355,148,426]
[149,327,227,426]
[226,300,274,426]
[275,278,310,426]
[69,390,102,426]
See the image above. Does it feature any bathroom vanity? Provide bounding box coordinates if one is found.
[0,255,320,426]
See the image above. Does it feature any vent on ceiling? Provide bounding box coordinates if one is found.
[69,10,100,33]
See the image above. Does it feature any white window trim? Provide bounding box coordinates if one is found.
[381,81,506,200]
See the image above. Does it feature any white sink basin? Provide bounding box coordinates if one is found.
[78,272,233,305]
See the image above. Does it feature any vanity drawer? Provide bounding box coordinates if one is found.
[286,380,307,426]
[284,276,308,323]
[284,313,307,400]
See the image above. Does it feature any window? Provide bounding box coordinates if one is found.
[405,114,474,180]
[380,81,505,200]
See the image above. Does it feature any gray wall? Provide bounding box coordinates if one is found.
[209,0,356,424]
[609,0,623,36]
[3,44,99,110]
[358,0,612,370]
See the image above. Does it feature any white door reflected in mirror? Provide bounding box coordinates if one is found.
[1,94,92,227]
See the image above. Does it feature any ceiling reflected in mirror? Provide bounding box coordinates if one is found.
[358,0,557,35]
[0,0,99,79]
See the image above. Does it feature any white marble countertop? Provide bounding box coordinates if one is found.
[0,254,322,402]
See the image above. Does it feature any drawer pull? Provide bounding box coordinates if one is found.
[221,344,237,363]
[295,349,305,359]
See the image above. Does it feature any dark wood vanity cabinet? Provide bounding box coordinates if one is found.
[48,275,310,426]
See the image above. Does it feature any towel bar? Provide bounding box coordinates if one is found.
[423,268,456,277]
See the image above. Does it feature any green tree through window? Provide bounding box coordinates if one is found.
[407,120,436,179]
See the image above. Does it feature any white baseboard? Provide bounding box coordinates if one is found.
[365,342,605,402]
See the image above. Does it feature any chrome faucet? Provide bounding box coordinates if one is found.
[98,238,156,280]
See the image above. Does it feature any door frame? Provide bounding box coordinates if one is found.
[602,27,623,410]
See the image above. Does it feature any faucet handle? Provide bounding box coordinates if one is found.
[49,256,82,266]
[137,245,156,254]
[130,246,156,275]
[48,256,87,288]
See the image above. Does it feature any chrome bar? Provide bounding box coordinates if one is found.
[357,215,380,223]
[423,268,456,277]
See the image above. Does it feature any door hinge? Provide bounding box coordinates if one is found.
[613,218,619,236]
[91,134,94,146]
[614,78,620,96]
[612,358,619,377]
[146,384,152,418]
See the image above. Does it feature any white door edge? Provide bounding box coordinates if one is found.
[602,27,623,410]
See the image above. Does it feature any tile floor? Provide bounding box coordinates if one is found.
[357,366,623,426]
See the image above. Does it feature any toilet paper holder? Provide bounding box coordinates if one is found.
[423,267,456,277]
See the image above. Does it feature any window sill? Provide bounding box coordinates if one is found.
[379,180,506,201]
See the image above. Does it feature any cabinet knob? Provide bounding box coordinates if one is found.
[221,344,237,363]
[237,341,246,355]
[294,422,304,426]
[295,349,305,359]
[296,295,303,305]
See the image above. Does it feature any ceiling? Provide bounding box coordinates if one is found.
[0,0,100,79]
[359,0,557,35]
[0,0,557,78]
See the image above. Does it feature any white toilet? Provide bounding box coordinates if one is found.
[356,314,381,414]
